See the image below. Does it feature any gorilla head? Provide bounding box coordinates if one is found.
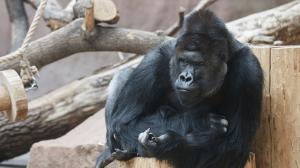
[170,11,231,107]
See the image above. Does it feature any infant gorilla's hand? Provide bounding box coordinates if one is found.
[207,113,228,134]
[138,128,179,157]
[138,128,160,147]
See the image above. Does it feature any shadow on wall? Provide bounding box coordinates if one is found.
[0,0,290,99]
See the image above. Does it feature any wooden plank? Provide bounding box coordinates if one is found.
[251,46,272,168]
[269,46,300,168]
[244,153,256,168]
[110,154,256,168]
[114,158,172,168]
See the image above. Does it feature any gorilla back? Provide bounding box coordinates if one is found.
[96,10,263,168]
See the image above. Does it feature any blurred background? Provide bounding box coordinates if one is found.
[0,0,291,100]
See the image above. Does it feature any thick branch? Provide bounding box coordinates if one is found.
[5,0,29,52]
[1,1,300,72]
[164,0,217,36]
[189,0,217,15]
[0,19,170,71]
[227,0,300,45]
[165,7,185,36]
[0,57,142,161]
[25,0,74,30]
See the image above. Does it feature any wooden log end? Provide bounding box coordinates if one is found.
[93,0,119,24]
[0,70,28,121]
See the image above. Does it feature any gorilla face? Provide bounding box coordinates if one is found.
[170,34,228,107]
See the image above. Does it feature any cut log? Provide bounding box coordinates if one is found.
[267,46,300,168]
[251,46,272,168]
[0,70,28,121]
[251,46,300,168]
[93,0,119,24]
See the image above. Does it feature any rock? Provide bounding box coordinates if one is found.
[27,109,106,168]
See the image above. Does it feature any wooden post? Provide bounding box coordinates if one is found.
[252,46,300,168]
[251,46,272,168]
[83,0,95,33]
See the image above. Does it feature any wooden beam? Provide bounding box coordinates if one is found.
[252,46,300,167]
[109,153,256,168]
[269,46,300,167]
[251,46,272,168]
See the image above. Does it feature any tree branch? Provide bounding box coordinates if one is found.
[165,7,185,36]
[164,0,217,36]
[5,0,29,52]
[1,0,300,72]
[0,56,142,161]
[189,0,217,15]
[25,0,74,30]
[0,18,171,71]
[227,0,300,45]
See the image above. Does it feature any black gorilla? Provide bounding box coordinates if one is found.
[96,10,263,168]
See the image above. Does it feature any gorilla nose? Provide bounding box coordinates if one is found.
[179,72,193,84]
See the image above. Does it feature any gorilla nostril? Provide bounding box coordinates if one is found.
[186,76,192,82]
[180,75,186,81]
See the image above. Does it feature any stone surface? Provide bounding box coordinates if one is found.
[27,110,106,168]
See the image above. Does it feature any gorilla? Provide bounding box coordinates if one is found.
[96,10,263,168]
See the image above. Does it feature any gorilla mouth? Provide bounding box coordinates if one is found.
[176,86,200,94]
[176,87,192,93]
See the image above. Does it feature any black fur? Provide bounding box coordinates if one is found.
[96,10,263,168]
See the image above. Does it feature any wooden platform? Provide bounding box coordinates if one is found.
[109,153,255,168]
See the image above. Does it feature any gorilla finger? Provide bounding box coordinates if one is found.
[209,117,228,126]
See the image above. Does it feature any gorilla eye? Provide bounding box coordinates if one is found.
[196,61,205,66]
[178,58,189,66]
[191,61,205,67]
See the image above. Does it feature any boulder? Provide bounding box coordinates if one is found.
[28,110,106,168]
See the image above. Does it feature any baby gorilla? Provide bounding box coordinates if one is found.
[97,9,263,168]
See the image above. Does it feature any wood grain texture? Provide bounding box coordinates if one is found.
[93,0,118,22]
[252,46,300,168]
[0,85,11,112]
[251,46,272,168]
[109,154,256,168]
[0,70,27,121]
[269,46,300,168]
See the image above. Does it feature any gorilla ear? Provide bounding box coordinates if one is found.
[227,35,245,61]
